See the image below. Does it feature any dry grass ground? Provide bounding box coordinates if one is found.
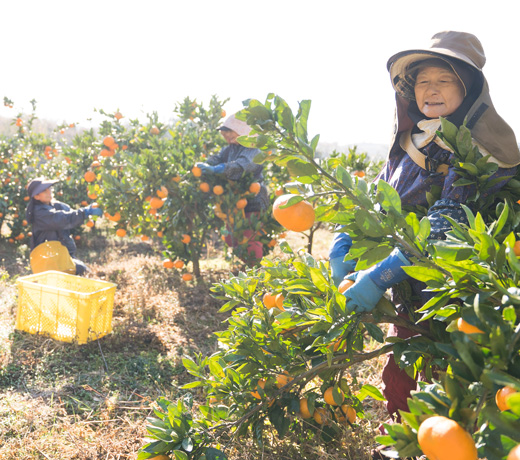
[0,229,388,460]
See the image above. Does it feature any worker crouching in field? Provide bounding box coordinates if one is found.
[196,113,269,265]
[25,177,103,275]
[329,31,520,459]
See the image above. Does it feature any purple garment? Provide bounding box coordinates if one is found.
[378,142,516,240]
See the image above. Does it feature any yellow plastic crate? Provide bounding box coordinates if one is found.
[16,270,116,344]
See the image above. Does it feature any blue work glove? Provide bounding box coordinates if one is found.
[84,204,103,217]
[343,248,411,313]
[195,162,226,174]
[329,231,356,287]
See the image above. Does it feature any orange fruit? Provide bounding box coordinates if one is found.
[324,387,344,406]
[338,279,355,294]
[337,404,356,423]
[182,273,193,281]
[236,198,248,210]
[267,239,277,248]
[417,416,478,460]
[213,185,224,195]
[313,407,328,425]
[275,293,285,310]
[114,111,123,120]
[74,235,80,241]
[457,318,484,335]
[192,166,202,177]
[163,259,174,269]
[22,220,28,226]
[200,182,210,193]
[149,197,165,209]
[496,386,517,411]
[299,398,312,419]
[513,240,520,257]
[275,189,284,196]
[150,126,160,135]
[157,186,168,198]
[103,136,116,148]
[88,192,98,200]
[108,211,121,222]
[173,260,184,269]
[249,182,261,194]
[86,220,94,228]
[141,235,149,241]
[100,148,115,157]
[251,379,266,399]
[116,228,126,237]
[273,194,315,232]
[157,231,164,238]
[91,160,101,168]
[15,118,22,127]
[263,292,277,309]
[172,175,181,183]
[508,445,520,460]
[181,234,191,244]
[353,170,366,178]
[84,170,96,182]
[276,372,292,388]
[221,110,226,118]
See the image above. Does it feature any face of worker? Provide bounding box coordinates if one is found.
[34,187,53,204]
[414,66,465,118]
[220,129,240,144]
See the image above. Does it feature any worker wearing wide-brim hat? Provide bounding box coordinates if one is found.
[195,113,269,264]
[329,31,520,436]
[25,177,103,275]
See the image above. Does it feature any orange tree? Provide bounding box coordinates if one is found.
[92,96,285,277]
[138,95,520,460]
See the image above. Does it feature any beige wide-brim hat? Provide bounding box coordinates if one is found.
[387,31,486,99]
[217,114,252,137]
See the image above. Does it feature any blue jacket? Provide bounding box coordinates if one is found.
[29,200,86,257]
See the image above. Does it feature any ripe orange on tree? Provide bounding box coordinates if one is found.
[103,136,116,148]
[199,182,210,193]
[236,198,247,210]
[299,398,312,419]
[276,371,292,388]
[141,235,149,241]
[336,404,356,423]
[100,148,115,157]
[74,235,80,241]
[86,220,94,228]
[84,170,96,182]
[338,278,355,293]
[150,125,160,135]
[182,273,193,281]
[508,445,520,460]
[324,387,344,406]
[353,170,366,178]
[275,293,285,310]
[108,211,121,222]
[417,415,478,460]
[157,186,168,198]
[457,318,484,335]
[249,182,261,194]
[172,175,181,183]
[192,166,202,177]
[313,407,328,425]
[251,379,266,399]
[163,259,174,269]
[496,386,517,411]
[150,197,165,209]
[273,194,315,232]
[213,185,224,195]
[263,292,277,309]
[15,118,22,127]
[114,111,123,120]
[513,240,520,257]
[181,234,191,244]
[173,260,184,269]
[116,228,127,237]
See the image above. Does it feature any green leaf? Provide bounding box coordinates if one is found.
[357,384,386,401]
[309,267,329,292]
[402,266,445,286]
[336,165,353,189]
[174,450,189,460]
[205,447,228,460]
[377,180,402,214]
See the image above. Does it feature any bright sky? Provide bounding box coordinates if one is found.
[0,0,518,147]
